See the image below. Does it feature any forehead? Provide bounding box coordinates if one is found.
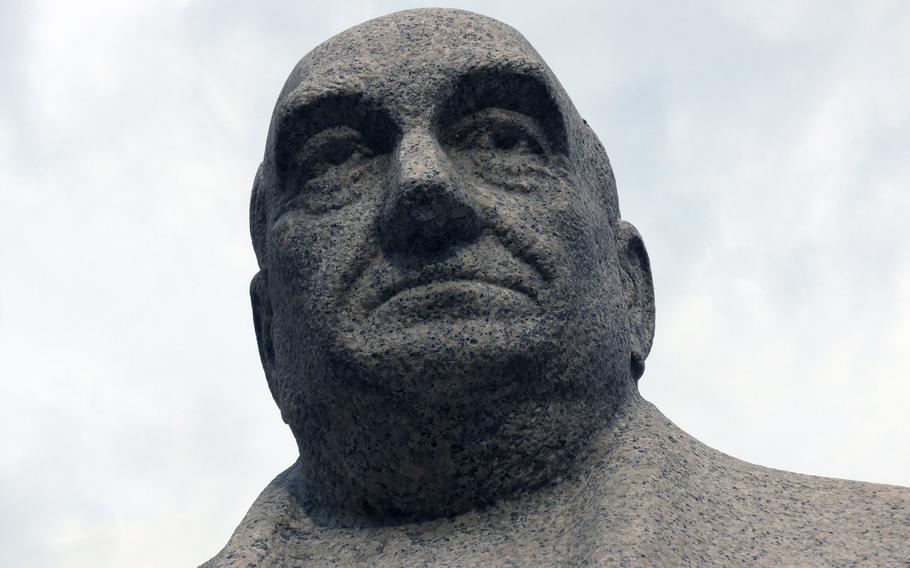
[274,10,559,124]
[251,9,622,267]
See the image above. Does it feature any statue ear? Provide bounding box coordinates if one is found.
[251,270,285,421]
[615,220,655,380]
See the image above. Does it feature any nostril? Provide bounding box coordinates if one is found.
[379,129,484,255]
[380,189,482,256]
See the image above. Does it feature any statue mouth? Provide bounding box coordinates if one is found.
[377,271,538,307]
[369,281,536,328]
[364,272,539,324]
[345,234,551,323]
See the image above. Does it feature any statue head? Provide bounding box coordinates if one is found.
[248,8,655,518]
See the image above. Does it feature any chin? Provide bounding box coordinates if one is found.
[330,314,561,401]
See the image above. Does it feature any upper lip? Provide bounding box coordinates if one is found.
[345,235,552,315]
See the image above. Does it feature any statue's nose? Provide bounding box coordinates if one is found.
[380,129,482,255]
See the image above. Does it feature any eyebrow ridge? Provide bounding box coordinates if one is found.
[272,90,398,170]
[437,65,568,154]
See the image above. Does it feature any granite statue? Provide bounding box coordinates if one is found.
[203,9,909,566]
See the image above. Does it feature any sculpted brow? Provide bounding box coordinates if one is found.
[438,69,568,155]
[274,93,398,170]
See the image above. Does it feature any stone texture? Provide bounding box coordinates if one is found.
[203,8,909,566]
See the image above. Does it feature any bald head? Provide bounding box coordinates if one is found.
[251,8,620,268]
[246,8,653,517]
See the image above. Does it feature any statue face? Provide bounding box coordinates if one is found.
[252,11,653,435]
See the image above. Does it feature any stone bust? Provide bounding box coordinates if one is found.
[204,9,909,567]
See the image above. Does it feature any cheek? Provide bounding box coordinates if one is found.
[548,182,623,313]
[268,212,323,296]
[267,204,381,310]
[569,183,615,271]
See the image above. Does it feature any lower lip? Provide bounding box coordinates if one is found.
[369,280,536,324]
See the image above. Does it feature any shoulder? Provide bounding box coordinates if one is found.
[719,455,910,563]
[199,462,310,568]
[631,400,910,565]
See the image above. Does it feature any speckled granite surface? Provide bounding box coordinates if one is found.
[203,9,910,566]
[204,398,909,567]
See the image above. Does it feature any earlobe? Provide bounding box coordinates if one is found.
[251,270,283,415]
[615,220,656,380]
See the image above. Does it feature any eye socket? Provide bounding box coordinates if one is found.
[298,126,374,175]
[442,107,567,194]
[491,123,544,154]
[493,130,519,150]
[321,141,358,166]
[277,125,385,214]
[445,108,547,156]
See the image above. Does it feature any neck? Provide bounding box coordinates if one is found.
[290,371,639,522]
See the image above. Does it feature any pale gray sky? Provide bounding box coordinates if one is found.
[1,1,908,566]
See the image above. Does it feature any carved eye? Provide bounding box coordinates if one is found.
[443,108,564,194]
[493,130,520,150]
[320,141,358,166]
[300,126,374,175]
[446,108,547,156]
[491,123,544,154]
[278,125,384,214]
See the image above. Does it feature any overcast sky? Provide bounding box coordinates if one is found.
[1,1,908,566]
